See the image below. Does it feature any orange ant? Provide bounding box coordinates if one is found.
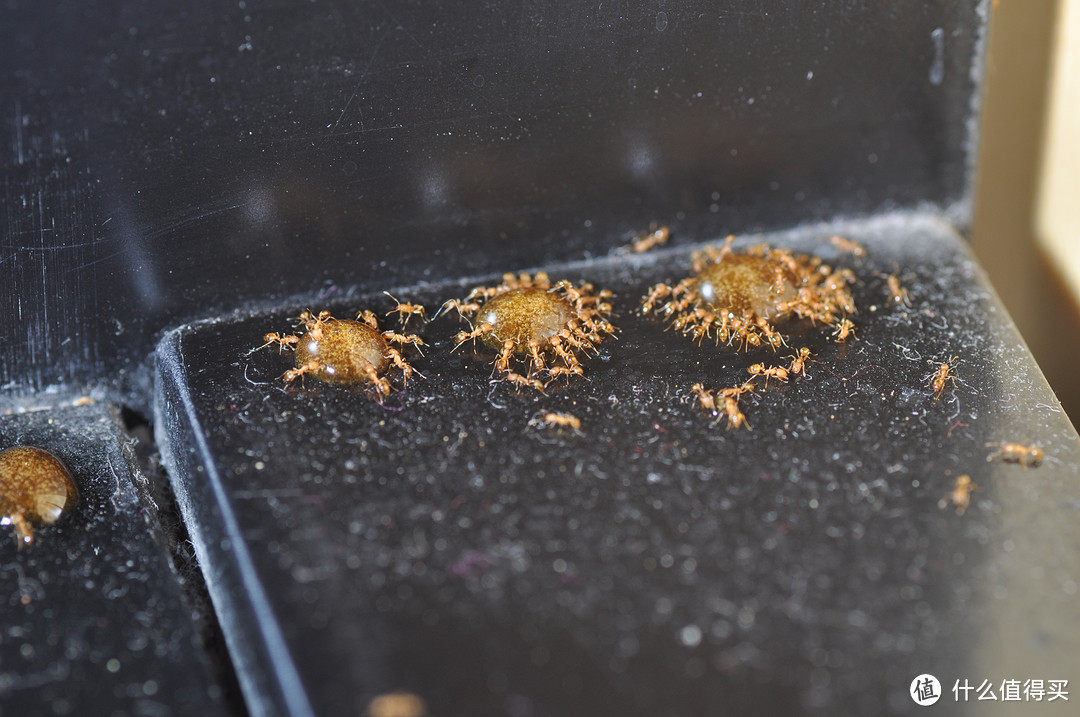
[631,225,671,253]
[939,474,976,515]
[382,330,426,353]
[886,274,910,307]
[297,309,333,339]
[502,372,546,392]
[691,383,717,415]
[691,381,754,428]
[260,308,332,352]
[260,331,300,352]
[987,442,1044,467]
[546,364,585,380]
[384,292,427,325]
[825,235,868,258]
[454,321,495,351]
[828,235,867,258]
[721,396,750,431]
[719,381,756,399]
[786,347,814,375]
[747,363,789,387]
[927,356,959,400]
[531,412,583,431]
[832,318,856,343]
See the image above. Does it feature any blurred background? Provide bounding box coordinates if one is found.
[972,0,1080,423]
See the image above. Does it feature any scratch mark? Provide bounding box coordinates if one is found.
[330,89,359,135]
[38,191,48,362]
[3,234,99,250]
[329,31,389,137]
[818,364,888,381]
[144,201,246,242]
[945,396,962,423]
[104,451,123,510]
[14,100,24,165]
[61,248,127,275]
[929,28,945,86]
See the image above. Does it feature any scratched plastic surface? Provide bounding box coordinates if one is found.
[1,0,984,404]
[156,213,1080,717]
[0,404,228,717]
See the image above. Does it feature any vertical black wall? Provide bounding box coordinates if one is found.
[0,1,985,399]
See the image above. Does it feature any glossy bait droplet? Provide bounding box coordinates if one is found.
[444,272,617,391]
[477,288,573,351]
[260,307,424,397]
[695,253,798,320]
[0,446,79,549]
[293,319,389,385]
[642,238,858,351]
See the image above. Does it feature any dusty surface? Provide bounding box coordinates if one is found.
[158,214,1080,717]
[0,405,228,717]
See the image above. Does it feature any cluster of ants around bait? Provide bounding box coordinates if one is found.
[642,234,863,431]
[255,232,873,407]
[441,272,617,392]
[259,301,424,398]
[641,236,859,352]
[257,272,618,396]
[253,232,929,423]
[249,227,1058,535]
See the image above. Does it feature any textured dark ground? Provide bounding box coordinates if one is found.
[0,404,229,717]
[157,213,1080,717]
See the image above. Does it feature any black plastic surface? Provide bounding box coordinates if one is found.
[156,214,1080,717]
[2,0,987,398]
[0,404,228,717]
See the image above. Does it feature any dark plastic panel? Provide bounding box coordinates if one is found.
[1,0,985,398]
[0,404,228,717]
[156,214,1080,717]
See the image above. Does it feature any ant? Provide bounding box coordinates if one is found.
[927,356,959,400]
[531,412,583,431]
[384,292,427,325]
[721,396,750,431]
[987,442,1044,467]
[886,274,910,307]
[828,235,867,258]
[631,225,671,253]
[748,363,790,386]
[939,474,977,515]
[691,383,717,415]
[786,347,814,375]
[832,318,856,343]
